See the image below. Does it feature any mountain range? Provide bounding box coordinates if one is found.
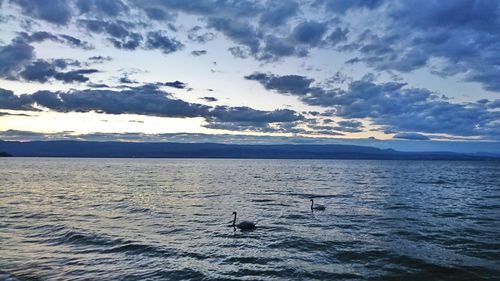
[0,140,498,160]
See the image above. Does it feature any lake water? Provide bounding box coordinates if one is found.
[1,158,499,280]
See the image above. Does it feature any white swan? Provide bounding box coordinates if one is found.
[232,211,256,230]
[310,199,325,211]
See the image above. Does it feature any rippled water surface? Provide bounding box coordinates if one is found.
[1,158,499,280]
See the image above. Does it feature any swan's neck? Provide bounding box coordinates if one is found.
[232,213,237,226]
[310,200,314,209]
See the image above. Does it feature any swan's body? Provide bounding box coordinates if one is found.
[310,199,325,211]
[232,212,256,231]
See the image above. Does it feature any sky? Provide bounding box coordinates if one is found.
[0,0,499,153]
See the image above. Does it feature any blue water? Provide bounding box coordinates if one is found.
[0,158,499,280]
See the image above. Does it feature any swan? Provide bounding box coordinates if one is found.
[232,211,256,231]
[310,199,325,211]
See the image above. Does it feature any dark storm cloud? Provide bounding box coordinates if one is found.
[11,0,72,25]
[0,86,303,129]
[246,72,500,139]
[393,132,430,141]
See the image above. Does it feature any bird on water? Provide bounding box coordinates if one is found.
[232,211,256,231]
[310,199,325,211]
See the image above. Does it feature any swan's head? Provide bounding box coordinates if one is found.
[232,211,237,215]
[310,199,313,202]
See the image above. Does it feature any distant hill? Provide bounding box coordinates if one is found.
[0,140,498,160]
[0,151,12,157]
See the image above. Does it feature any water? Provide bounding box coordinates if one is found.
[0,158,499,281]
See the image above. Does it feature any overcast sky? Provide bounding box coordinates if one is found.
[0,0,499,152]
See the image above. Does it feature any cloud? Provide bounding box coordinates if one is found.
[244,73,313,95]
[18,31,94,49]
[17,58,96,83]
[291,20,328,46]
[342,1,500,92]
[187,26,215,43]
[58,34,94,49]
[207,17,260,54]
[0,0,345,62]
[0,88,36,110]
[87,83,110,88]
[53,69,99,83]
[145,31,184,53]
[0,37,34,79]
[78,19,143,50]
[313,0,384,13]
[7,0,500,75]
[143,7,175,21]
[0,86,303,131]
[246,72,500,139]
[88,55,112,63]
[326,27,349,46]
[335,120,364,133]
[190,50,207,56]
[228,46,249,59]
[119,76,137,84]
[18,31,59,42]
[11,0,72,25]
[75,0,128,17]
[209,106,302,123]
[0,111,33,117]
[393,132,430,141]
[163,80,186,89]
[200,96,217,102]
[259,1,299,26]
[0,35,95,83]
